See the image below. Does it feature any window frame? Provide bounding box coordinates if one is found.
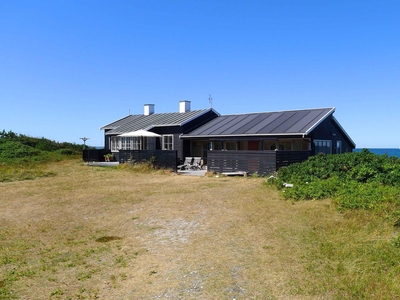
[314,139,332,155]
[336,140,342,154]
[162,135,173,150]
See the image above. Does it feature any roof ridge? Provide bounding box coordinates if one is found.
[220,107,335,116]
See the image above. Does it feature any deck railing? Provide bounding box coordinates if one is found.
[207,150,311,175]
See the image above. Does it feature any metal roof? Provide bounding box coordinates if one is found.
[181,108,335,138]
[103,109,216,135]
[100,115,142,130]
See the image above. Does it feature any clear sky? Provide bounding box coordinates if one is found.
[1,1,399,148]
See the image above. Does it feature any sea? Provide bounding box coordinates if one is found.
[354,148,400,158]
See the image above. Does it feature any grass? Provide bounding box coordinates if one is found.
[1,159,399,299]
[0,163,56,182]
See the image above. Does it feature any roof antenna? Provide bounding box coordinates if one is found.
[208,94,213,108]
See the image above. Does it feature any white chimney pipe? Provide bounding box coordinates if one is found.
[144,104,155,116]
[179,100,191,113]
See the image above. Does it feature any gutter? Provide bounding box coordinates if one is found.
[181,132,305,139]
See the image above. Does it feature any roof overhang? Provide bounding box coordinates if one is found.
[180,132,305,139]
[100,115,133,130]
[303,107,336,135]
[332,116,356,148]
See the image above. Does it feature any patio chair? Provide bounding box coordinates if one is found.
[190,157,202,170]
[177,157,193,170]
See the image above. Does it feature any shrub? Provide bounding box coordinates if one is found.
[334,182,400,211]
[0,130,83,181]
[0,130,83,165]
[270,149,400,217]
[57,149,75,155]
[0,141,42,161]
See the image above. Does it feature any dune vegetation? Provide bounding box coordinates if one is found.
[1,132,400,299]
[0,130,83,182]
[270,149,400,223]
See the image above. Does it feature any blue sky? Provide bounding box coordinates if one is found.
[1,1,399,148]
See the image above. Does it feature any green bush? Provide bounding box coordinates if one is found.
[334,182,400,211]
[0,130,83,181]
[56,149,75,155]
[0,130,83,154]
[270,149,400,217]
[0,141,42,161]
[0,130,83,165]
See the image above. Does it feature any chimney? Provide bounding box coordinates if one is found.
[179,100,191,113]
[144,104,155,116]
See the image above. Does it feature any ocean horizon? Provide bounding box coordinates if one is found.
[354,148,400,158]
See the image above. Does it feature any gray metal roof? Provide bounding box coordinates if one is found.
[181,108,335,138]
[103,109,216,135]
[100,115,142,130]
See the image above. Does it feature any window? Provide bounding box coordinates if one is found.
[191,141,207,156]
[211,141,222,151]
[314,140,332,154]
[279,141,292,150]
[293,139,310,151]
[121,137,130,150]
[264,140,277,150]
[163,135,173,150]
[224,141,237,150]
[144,137,156,150]
[129,137,139,150]
[336,140,342,154]
[111,136,120,151]
[238,141,248,150]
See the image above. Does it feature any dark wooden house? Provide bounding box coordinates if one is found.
[180,107,356,174]
[100,101,219,162]
[100,104,355,174]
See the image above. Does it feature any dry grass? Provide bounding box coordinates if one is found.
[1,160,399,299]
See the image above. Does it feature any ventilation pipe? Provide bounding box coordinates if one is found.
[144,104,155,116]
[179,100,191,113]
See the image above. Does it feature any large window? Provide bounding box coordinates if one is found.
[132,137,140,150]
[143,137,156,150]
[121,137,130,150]
[292,139,310,151]
[314,140,332,154]
[224,141,237,150]
[111,136,120,151]
[163,135,173,150]
[336,140,342,154]
[210,141,222,151]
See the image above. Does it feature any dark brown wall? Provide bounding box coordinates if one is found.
[310,116,355,154]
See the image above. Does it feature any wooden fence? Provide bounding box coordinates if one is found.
[118,150,177,170]
[276,150,312,169]
[82,149,110,162]
[207,150,311,175]
[83,149,311,175]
